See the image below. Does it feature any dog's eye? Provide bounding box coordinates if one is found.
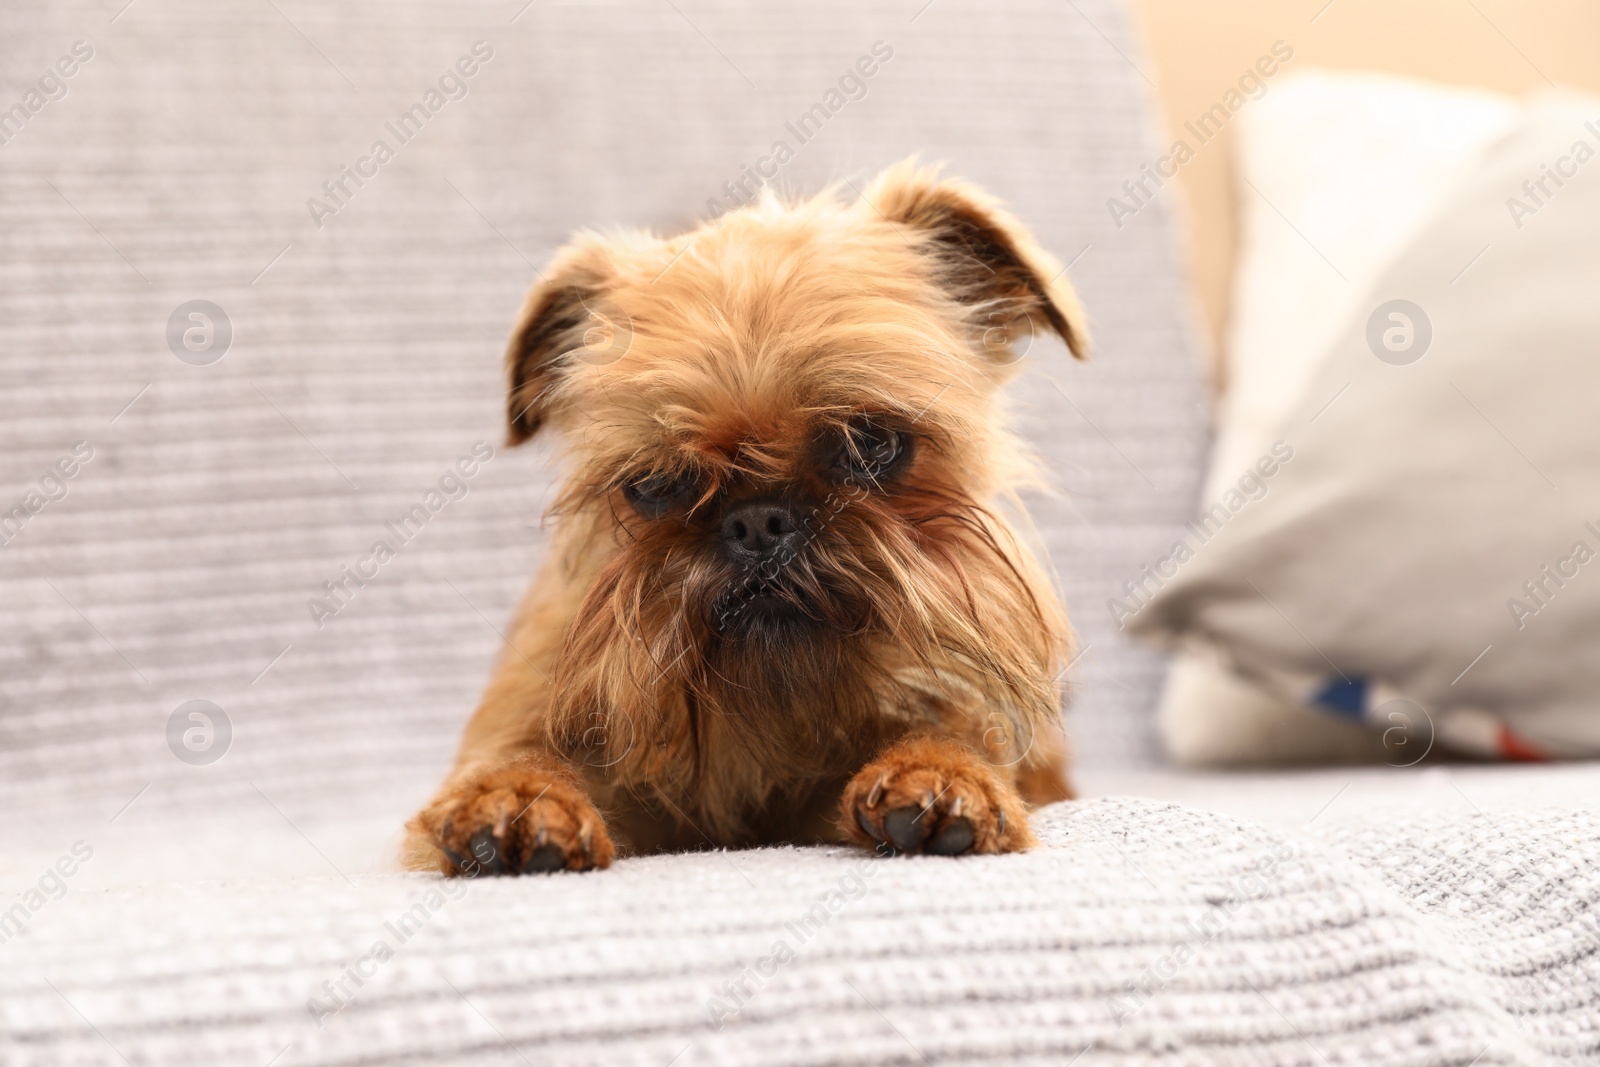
[623,470,700,518]
[837,420,908,481]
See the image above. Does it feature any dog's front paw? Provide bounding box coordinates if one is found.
[409,759,614,876]
[840,734,1036,856]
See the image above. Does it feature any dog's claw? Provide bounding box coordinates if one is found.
[997,808,1006,837]
[884,805,929,853]
[866,777,886,808]
[925,816,975,856]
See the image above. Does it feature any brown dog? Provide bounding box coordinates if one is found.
[404,161,1086,876]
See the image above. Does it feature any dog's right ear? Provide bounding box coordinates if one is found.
[504,243,618,445]
[865,160,1090,360]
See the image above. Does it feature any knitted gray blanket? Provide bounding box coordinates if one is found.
[4,798,1597,1065]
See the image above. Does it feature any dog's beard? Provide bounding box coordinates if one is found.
[709,553,859,641]
[560,528,878,744]
[547,487,1063,823]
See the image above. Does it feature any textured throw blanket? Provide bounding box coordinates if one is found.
[4,798,1597,1065]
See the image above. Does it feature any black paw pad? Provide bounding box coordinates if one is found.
[924,816,975,856]
[883,806,929,853]
[856,808,887,845]
[521,843,567,874]
[469,827,506,875]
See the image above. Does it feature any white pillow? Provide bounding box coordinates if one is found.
[1159,71,1519,765]
[1136,91,1600,762]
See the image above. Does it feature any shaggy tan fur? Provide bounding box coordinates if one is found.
[405,161,1086,875]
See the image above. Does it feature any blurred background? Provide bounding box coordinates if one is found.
[1129,0,1600,361]
[1120,0,1600,769]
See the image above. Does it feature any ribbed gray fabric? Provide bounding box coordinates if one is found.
[4,798,1598,1066]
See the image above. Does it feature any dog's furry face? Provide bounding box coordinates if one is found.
[505,163,1085,807]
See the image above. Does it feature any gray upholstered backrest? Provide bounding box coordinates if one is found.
[0,0,1208,829]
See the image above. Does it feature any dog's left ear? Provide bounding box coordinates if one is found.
[504,240,617,446]
[865,162,1089,359]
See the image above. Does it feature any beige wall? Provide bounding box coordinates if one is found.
[1125,0,1600,374]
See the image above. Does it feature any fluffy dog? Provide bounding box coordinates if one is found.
[405,161,1086,875]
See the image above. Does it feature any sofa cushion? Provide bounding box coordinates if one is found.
[1129,96,1600,760]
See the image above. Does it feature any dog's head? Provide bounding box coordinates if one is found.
[505,162,1084,773]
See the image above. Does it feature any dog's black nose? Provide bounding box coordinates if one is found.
[721,499,801,560]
